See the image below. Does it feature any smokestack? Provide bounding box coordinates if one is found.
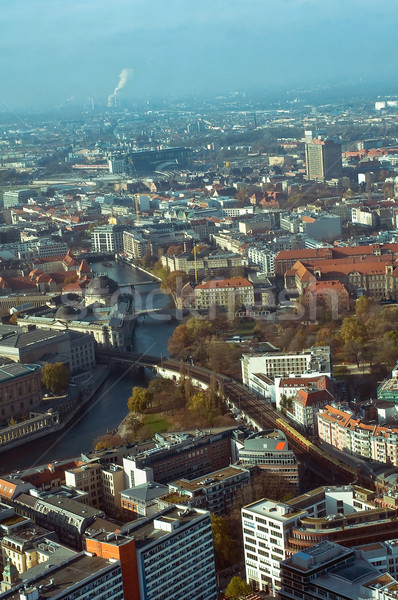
[107,68,132,107]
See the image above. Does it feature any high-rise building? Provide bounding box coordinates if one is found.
[85,505,218,600]
[305,138,342,181]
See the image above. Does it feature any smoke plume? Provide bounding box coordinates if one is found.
[107,68,132,107]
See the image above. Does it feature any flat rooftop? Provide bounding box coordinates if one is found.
[3,554,116,600]
[120,506,206,548]
[0,363,41,383]
[171,465,248,492]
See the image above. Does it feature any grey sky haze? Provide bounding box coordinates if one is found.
[0,0,396,109]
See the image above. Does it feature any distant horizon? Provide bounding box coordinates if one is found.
[1,79,398,119]
[1,1,397,111]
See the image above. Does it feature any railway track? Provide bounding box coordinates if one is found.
[97,350,369,486]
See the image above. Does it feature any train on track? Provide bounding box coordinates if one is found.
[275,416,361,482]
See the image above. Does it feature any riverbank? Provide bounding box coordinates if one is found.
[115,254,161,281]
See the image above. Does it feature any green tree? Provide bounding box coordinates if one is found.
[166,245,183,255]
[127,386,152,413]
[188,391,217,426]
[94,433,123,451]
[185,317,212,341]
[211,514,238,571]
[225,577,252,599]
[340,316,367,345]
[142,252,157,268]
[41,362,70,395]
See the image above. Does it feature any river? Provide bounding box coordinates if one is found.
[0,260,179,472]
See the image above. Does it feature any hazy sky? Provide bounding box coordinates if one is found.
[0,0,396,109]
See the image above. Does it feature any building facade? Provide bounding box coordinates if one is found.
[238,430,299,488]
[194,277,254,310]
[85,506,217,600]
[0,363,42,426]
[241,484,397,594]
[123,428,237,487]
[91,225,125,253]
[305,138,342,181]
[241,346,331,388]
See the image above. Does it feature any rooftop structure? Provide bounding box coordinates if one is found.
[279,540,398,600]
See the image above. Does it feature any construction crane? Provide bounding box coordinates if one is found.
[193,244,198,283]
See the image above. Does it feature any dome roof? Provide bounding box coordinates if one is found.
[86,275,119,297]
[55,305,82,320]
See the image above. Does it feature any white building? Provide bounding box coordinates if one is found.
[248,247,276,276]
[241,346,331,389]
[242,485,376,594]
[91,225,125,253]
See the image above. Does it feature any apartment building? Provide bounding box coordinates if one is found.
[85,506,218,600]
[248,247,276,276]
[274,374,333,411]
[14,494,104,550]
[120,482,169,520]
[65,462,124,518]
[194,277,254,310]
[122,230,149,261]
[241,484,398,594]
[241,346,331,388]
[278,541,392,600]
[161,251,247,277]
[317,405,398,465]
[274,243,398,276]
[3,189,38,209]
[123,428,237,487]
[305,137,342,181]
[91,224,125,253]
[1,532,75,576]
[166,465,251,515]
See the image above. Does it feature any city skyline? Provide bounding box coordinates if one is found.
[1,0,397,109]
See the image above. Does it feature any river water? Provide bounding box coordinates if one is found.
[0,260,178,472]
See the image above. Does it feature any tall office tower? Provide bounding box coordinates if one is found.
[305,138,342,181]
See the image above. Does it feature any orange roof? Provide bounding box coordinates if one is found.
[277,248,332,261]
[196,277,253,290]
[0,479,17,500]
[291,261,316,283]
[62,250,79,267]
[294,388,332,407]
[78,259,91,274]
